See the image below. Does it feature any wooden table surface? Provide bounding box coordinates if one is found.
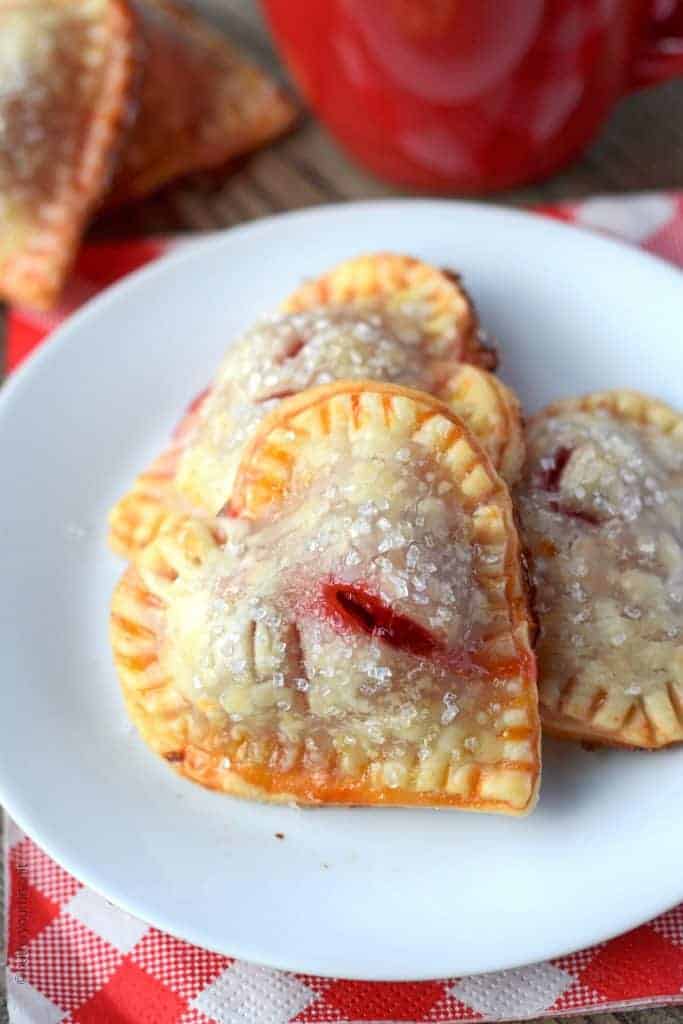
[2,2,683,1021]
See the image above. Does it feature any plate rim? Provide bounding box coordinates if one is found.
[4,196,683,398]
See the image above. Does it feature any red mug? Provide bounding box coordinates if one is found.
[262,0,683,193]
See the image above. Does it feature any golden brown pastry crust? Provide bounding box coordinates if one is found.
[109,367,524,561]
[112,381,540,813]
[282,252,497,370]
[108,390,207,557]
[446,365,524,484]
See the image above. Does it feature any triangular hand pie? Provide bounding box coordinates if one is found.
[0,0,136,309]
[0,0,296,308]
[106,0,297,205]
[111,381,540,812]
[517,390,683,748]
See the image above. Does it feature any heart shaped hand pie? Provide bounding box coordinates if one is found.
[111,381,539,812]
[517,390,683,748]
[109,254,520,561]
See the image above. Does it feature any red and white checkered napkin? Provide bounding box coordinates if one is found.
[4,192,683,1024]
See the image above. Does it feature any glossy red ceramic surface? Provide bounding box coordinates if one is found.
[263,0,683,192]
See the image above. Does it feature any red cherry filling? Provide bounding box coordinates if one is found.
[187,387,211,415]
[547,500,601,526]
[256,388,297,403]
[279,337,306,361]
[538,446,571,491]
[259,334,308,400]
[323,582,442,659]
[322,582,529,682]
[538,446,600,526]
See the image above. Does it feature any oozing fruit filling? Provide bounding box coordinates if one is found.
[162,446,532,782]
[535,446,601,524]
[323,582,443,659]
[517,405,683,714]
[175,305,464,513]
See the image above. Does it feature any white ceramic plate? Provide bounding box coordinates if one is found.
[1,201,682,982]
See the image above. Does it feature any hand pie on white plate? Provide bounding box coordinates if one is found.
[109,253,519,560]
[516,390,683,748]
[111,381,540,813]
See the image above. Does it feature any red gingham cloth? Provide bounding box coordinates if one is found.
[3,192,683,1023]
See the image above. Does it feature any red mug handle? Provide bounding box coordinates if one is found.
[629,0,683,87]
